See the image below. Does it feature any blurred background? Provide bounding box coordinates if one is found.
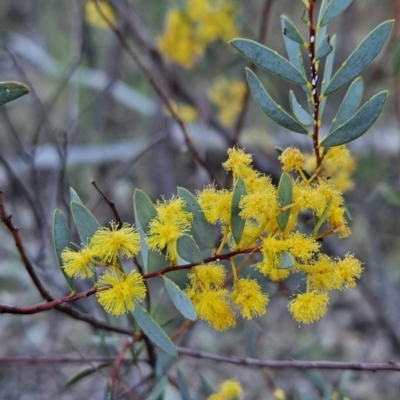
[0,0,399,399]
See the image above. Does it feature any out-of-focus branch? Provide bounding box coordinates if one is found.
[92,0,218,184]
[232,0,276,143]
[176,346,400,371]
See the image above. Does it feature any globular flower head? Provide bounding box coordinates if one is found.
[208,379,243,400]
[61,246,96,279]
[188,288,236,331]
[197,186,232,225]
[231,278,268,319]
[288,292,329,324]
[279,147,304,172]
[335,253,363,289]
[189,263,226,289]
[96,270,147,315]
[89,222,141,263]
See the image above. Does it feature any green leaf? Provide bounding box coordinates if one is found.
[134,190,157,235]
[312,198,332,236]
[199,375,214,397]
[279,251,295,269]
[319,35,337,119]
[231,39,307,85]
[306,369,326,393]
[0,81,30,106]
[145,377,167,400]
[319,0,353,27]
[231,178,247,245]
[177,369,191,400]
[393,38,400,76]
[329,77,363,133]
[339,371,353,391]
[71,201,101,245]
[280,16,306,77]
[53,210,74,291]
[163,276,197,321]
[317,0,329,26]
[70,187,82,203]
[134,189,158,272]
[289,91,313,126]
[177,187,214,249]
[132,304,177,357]
[323,21,394,96]
[321,91,388,147]
[176,234,203,264]
[65,363,111,388]
[377,183,400,206]
[277,172,293,232]
[282,15,306,45]
[316,35,332,60]
[246,69,308,134]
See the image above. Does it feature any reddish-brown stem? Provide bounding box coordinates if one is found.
[110,338,133,394]
[307,0,322,169]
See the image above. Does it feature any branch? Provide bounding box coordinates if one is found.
[0,288,97,315]
[176,346,400,372]
[0,356,144,364]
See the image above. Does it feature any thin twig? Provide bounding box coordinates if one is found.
[232,0,276,143]
[110,338,133,394]
[0,356,144,364]
[91,179,123,226]
[176,346,400,372]
[92,0,217,184]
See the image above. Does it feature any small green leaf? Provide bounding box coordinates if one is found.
[177,187,214,249]
[319,35,337,119]
[321,91,388,147]
[289,91,313,126]
[312,198,332,236]
[163,276,197,320]
[280,16,306,77]
[377,183,400,206]
[246,69,308,134]
[282,15,306,45]
[231,178,247,245]
[0,81,30,106]
[70,187,82,203]
[134,190,157,235]
[176,234,203,264]
[319,0,353,27]
[277,172,293,232]
[132,304,177,357]
[393,38,400,76]
[199,375,214,397]
[145,376,168,400]
[65,363,111,388]
[71,201,101,245]
[307,369,326,393]
[279,251,295,269]
[316,35,332,60]
[53,210,74,291]
[177,369,191,400]
[339,371,353,391]
[134,190,158,272]
[323,21,394,96]
[329,77,363,133]
[317,0,329,25]
[231,38,307,85]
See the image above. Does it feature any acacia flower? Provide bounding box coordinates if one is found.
[279,147,304,172]
[96,270,146,315]
[288,292,329,324]
[189,264,226,288]
[197,186,232,225]
[61,246,96,278]
[146,198,192,264]
[231,278,268,319]
[335,254,363,289]
[89,222,141,263]
[208,379,243,400]
[189,288,236,331]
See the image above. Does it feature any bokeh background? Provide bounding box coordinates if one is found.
[0,0,399,399]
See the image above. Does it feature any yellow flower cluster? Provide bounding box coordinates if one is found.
[61,145,361,326]
[185,264,268,330]
[208,78,247,127]
[61,222,146,315]
[157,0,238,68]
[208,379,243,400]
